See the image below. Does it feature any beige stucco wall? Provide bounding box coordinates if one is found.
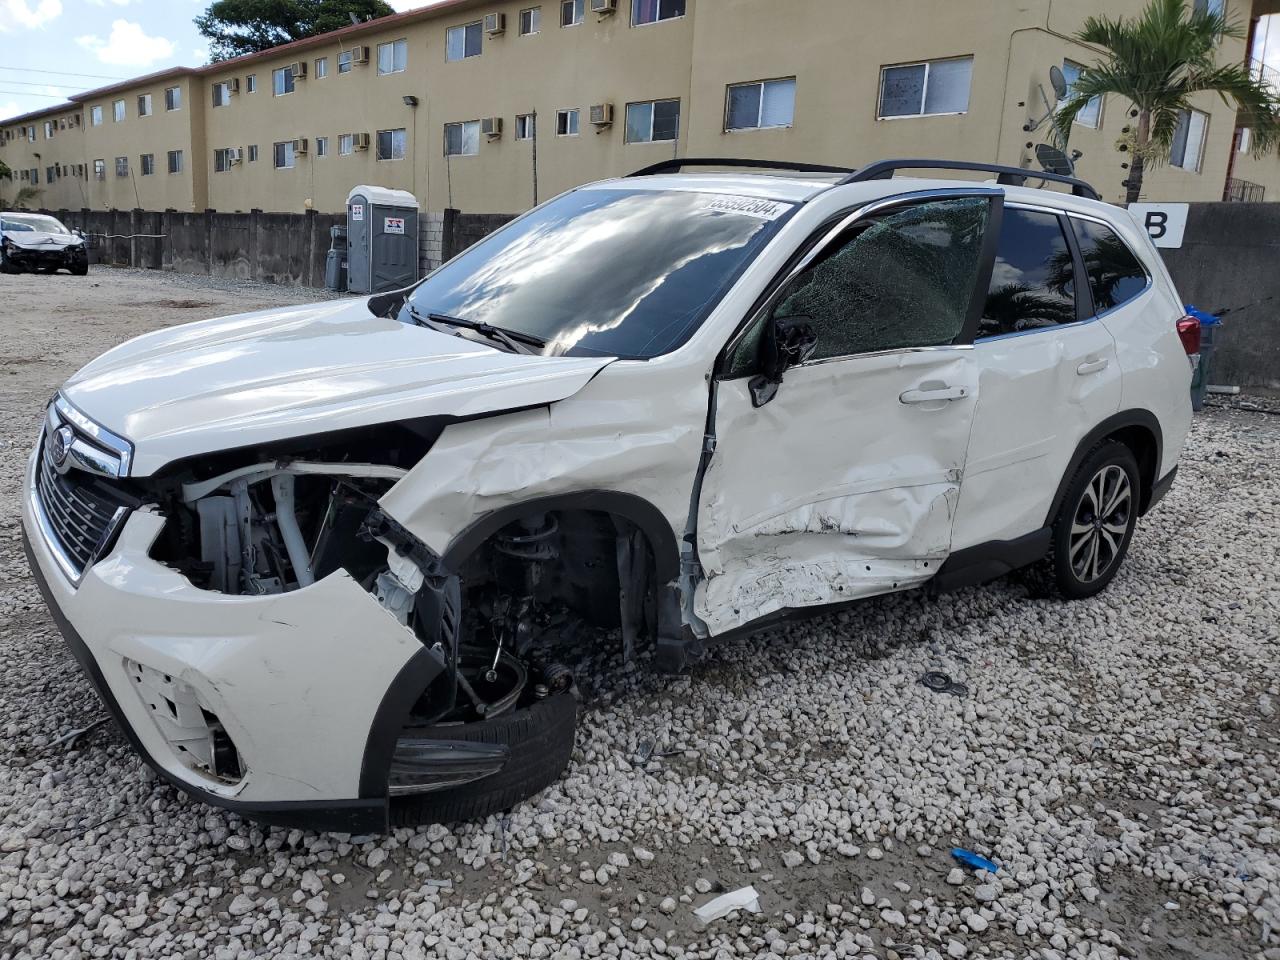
[1,108,86,210]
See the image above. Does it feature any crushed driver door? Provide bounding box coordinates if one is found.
[694,189,1003,636]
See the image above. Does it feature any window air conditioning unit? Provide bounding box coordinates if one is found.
[352,46,370,64]
[481,116,503,138]
[590,103,614,126]
[229,147,243,164]
[352,132,371,150]
[290,61,307,79]
[590,0,617,14]
[485,12,506,34]
[292,137,309,155]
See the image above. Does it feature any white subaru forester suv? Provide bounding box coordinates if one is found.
[23,159,1195,831]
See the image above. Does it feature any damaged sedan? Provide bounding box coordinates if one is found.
[23,159,1192,831]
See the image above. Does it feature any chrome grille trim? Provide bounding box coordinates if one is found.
[31,401,134,585]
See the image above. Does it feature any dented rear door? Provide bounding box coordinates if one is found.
[694,191,1001,635]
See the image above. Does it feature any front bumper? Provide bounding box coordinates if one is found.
[6,244,86,270]
[21,448,440,831]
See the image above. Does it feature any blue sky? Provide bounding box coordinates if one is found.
[0,0,431,121]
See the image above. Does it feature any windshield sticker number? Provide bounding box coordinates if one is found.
[384,216,405,235]
[704,195,792,221]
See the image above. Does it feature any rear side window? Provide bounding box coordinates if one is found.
[766,197,991,362]
[1070,218,1149,313]
[978,208,1076,338]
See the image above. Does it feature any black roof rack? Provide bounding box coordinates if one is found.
[627,157,856,178]
[840,158,1101,201]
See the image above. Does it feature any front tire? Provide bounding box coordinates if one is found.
[0,247,19,274]
[1043,440,1140,600]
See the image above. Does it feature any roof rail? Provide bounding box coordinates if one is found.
[628,157,856,178]
[841,159,1101,201]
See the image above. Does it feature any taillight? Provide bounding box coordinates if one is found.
[1176,315,1201,355]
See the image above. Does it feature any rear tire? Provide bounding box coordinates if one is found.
[1040,440,1140,600]
[389,691,577,826]
[70,260,88,276]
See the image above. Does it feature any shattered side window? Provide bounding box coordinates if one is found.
[770,197,989,361]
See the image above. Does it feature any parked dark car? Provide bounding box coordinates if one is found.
[1,213,89,275]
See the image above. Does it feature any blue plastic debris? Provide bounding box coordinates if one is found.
[951,848,999,873]
[1184,304,1221,326]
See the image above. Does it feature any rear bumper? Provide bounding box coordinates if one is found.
[20,446,439,831]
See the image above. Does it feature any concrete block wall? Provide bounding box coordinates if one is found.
[419,211,445,277]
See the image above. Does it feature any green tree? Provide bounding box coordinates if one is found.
[1054,0,1280,203]
[195,0,396,61]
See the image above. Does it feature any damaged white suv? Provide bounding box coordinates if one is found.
[24,159,1195,831]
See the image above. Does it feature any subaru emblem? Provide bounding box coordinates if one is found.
[51,424,75,468]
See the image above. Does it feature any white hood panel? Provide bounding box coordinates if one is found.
[6,230,83,248]
[61,298,613,476]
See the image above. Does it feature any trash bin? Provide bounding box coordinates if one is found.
[1185,305,1221,412]
[324,225,348,293]
[345,186,420,294]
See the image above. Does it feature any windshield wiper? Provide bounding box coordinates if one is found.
[404,305,545,356]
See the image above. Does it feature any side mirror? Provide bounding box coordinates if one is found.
[749,314,817,407]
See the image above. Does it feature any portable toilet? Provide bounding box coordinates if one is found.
[345,185,420,294]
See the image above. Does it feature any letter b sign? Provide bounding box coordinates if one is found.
[1128,203,1188,248]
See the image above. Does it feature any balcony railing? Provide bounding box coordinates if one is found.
[1224,177,1265,202]
[1250,58,1280,93]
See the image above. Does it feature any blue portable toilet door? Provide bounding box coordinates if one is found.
[370,207,418,292]
[346,193,371,294]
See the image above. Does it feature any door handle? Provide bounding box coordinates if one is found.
[899,385,968,404]
[1076,357,1109,376]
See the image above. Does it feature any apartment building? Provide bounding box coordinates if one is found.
[3,0,1278,216]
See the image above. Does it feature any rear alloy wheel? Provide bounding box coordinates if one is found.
[1043,440,1140,599]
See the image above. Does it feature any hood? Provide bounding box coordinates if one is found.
[62,298,615,476]
[5,231,82,248]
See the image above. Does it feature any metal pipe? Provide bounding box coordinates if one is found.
[270,474,315,587]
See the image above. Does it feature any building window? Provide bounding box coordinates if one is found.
[377,127,407,160]
[43,121,54,138]
[214,148,236,172]
[725,77,796,131]
[1060,61,1101,128]
[165,86,181,111]
[1237,126,1252,152]
[377,39,408,74]
[273,67,295,96]
[316,136,329,157]
[90,105,103,126]
[212,82,231,107]
[138,154,154,176]
[625,98,680,142]
[561,0,584,25]
[447,22,483,60]
[115,156,128,177]
[274,141,296,169]
[248,144,259,162]
[520,7,541,34]
[632,0,684,25]
[46,165,56,183]
[112,99,125,122]
[556,108,579,136]
[339,133,354,155]
[93,159,105,180]
[167,150,183,174]
[1170,107,1209,172]
[315,57,329,78]
[515,113,536,140]
[1193,0,1225,15]
[246,74,257,93]
[137,94,152,117]
[877,56,973,118]
[338,50,353,74]
[444,120,480,156]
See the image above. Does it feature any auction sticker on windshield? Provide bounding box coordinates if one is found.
[703,195,793,221]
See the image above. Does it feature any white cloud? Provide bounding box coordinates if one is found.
[0,100,22,122]
[0,0,63,32]
[86,0,134,6]
[76,19,174,67]
[191,45,208,65]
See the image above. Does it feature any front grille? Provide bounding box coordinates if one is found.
[32,401,135,582]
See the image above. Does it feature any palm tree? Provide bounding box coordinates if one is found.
[1054,0,1280,203]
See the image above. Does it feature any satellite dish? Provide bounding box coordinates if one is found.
[1035,143,1075,176]
[1049,65,1069,102]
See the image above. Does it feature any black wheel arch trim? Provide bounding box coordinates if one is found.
[1045,409,1164,524]
[358,647,445,800]
[441,489,681,583]
[22,524,387,834]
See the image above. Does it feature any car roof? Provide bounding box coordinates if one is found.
[586,172,1125,221]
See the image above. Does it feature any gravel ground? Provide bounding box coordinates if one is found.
[1,267,1278,960]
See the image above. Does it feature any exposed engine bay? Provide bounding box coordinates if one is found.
[141,428,656,795]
